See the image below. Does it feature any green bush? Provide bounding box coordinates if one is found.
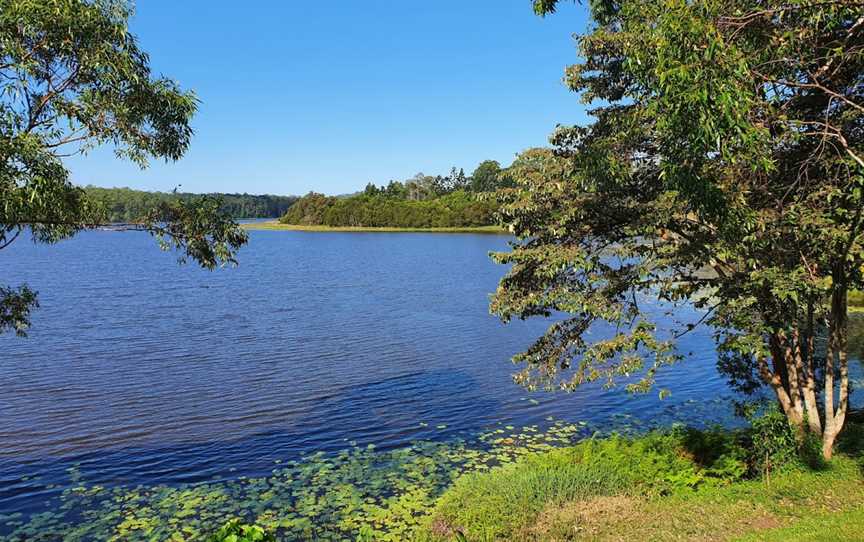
[280,190,497,228]
[743,403,823,475]
[207,520,275,542]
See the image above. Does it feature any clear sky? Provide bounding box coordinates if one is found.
[67,1,591,196]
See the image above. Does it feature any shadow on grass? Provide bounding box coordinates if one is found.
[837,411,864,479]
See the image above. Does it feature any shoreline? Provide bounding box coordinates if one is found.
[242,221,508,234]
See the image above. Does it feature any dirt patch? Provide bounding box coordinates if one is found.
[523,495,641,541]
[429,515,462,539]
[521,494,783,541]
[748,515,782,531]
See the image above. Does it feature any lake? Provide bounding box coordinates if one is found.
[0,230,832,537]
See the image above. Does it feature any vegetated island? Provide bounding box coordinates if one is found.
[85,186,298,221]
[256,162,512,233]
[244,223,507,234]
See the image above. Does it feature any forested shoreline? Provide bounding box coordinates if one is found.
[280,161,510,228]
[85,186,298,221]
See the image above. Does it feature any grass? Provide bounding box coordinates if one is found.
[241,221,508,234]
[522,460,864,542]
[736,506,864,542]
[416,447,633,541]
[416,422,864,542]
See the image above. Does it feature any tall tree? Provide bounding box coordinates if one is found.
[494,0,864,458]
[1,0,247,337]
[471,160,502,192]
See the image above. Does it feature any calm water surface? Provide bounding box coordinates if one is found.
[0,230,831,523]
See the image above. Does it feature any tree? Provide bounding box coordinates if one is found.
[445,167,469,192]
[494,0,863,459]
[384,180,406,199]
[1,0,247,337]
[83,186,297,221]
[364,182,380,196]
[471,160,502,192]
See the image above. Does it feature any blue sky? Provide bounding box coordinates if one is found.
[68,1,591,196]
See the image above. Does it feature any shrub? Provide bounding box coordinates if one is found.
[743,403,824,476]
[207,520,275,542]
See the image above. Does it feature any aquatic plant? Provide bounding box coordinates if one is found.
[1,421,595,541]
[0,396,736,540]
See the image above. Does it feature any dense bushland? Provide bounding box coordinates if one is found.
[86,186,298,221]
[281,190,497,229]
[280,164,510,228]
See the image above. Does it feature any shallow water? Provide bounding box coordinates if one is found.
[0,230,824,531]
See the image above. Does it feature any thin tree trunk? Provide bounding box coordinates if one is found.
[760,342,805,434]
[800,305,822,434]
[823,277,849,460]
[780,330,805,424]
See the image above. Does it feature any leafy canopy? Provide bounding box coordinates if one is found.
[493,0,863,455]
[1,0,247,337]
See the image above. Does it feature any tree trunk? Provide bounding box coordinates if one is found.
[762,333,806,437]
[822,274,850,461]
[761,302,848,461]
[800,306,822,435]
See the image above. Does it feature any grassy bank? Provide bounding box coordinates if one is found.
[416,416,864,542]
[243,221,507,234]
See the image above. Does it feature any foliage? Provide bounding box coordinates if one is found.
[85,186,297,221]
[493,0,864,459]
[207,520,274,542]
[742,402,826,476]
[281,190,497,229]
[0,0,247,337]
[280,162,514,228]
[245,222,505,234]
[470,160,514,193]
[0,284,36,337]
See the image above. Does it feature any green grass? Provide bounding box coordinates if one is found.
[737,506,864,542]
[415,447,632,541]
[242,221,507,234]
[417,425,864,542]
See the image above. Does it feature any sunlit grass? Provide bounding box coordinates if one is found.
[417,427,864,542]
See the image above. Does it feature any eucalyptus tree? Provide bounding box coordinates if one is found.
[0,0,247,338]
[471,160,502,193]
[493,0,864,458]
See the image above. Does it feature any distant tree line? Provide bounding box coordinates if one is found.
[281,161,511,227]
[85,187,298,222]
